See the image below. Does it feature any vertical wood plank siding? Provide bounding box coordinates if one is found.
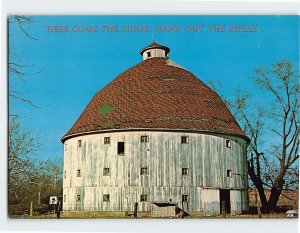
[63,131,248,214]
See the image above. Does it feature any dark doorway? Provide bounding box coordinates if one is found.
[220,189,231,214]
[117,142,124,155]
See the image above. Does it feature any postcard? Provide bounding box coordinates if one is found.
[7,15,299,222]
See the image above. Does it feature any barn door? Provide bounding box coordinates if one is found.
[220,189,231,214]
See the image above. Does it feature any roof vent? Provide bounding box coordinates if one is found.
[140,42,170,60]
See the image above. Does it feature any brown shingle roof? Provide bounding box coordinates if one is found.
[61,57,247,142]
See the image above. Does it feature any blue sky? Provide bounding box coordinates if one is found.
[8,16,299,161]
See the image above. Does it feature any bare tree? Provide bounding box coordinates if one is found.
[8,17,62,215]
[8,16,40,109]
[248,61,299,213]
[210,60,299,213]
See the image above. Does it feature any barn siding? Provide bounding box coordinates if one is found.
[63,131,248,214]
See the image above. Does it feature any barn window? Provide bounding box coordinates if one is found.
[182,195,189,202]
[104,137,110,144]
[147,51,151,58]
[140,167,149,175]
[181,136,189,144]
[78,140,82,148]
[117,142,125,155]
[226,139,231,148]
[103,168,110,176]
[227,169,233,177]
[140,195,148,202]
[103,194,110,202]
[182,168,189,176]
[141,135,149,143]
[77,169,81,177]
[76,195,81,202]
[64,195,66,202]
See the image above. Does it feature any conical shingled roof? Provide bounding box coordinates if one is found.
[61,43,247,142]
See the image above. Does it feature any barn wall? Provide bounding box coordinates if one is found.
[63,131,248,214]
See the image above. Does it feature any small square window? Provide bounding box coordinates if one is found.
[182,195,189,202]
[140,195,148,202]
[78,140,82,148]
[77,169,81,177]
[117,142,125,155]
[64,195,66,202]
[103,168,110,176]
[76,195,81,202]
[226,139,231,148]
[140,167,149,175]
[182,168,189,176]
[104,137,110,144]
[181,136,189,144]
[141,135,149,143]
[103,194,110,202]
[227,169,233,177]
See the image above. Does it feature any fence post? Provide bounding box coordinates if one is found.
[134,202,138,218]
[257,201,262,218]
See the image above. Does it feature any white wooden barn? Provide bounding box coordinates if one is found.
[61,42,249,216]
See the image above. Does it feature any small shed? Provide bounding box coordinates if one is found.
[151,202,178,218]
[151,202,189,218]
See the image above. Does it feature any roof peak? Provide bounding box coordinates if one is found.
[140,42,170,60]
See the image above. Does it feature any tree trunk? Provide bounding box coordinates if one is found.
[267,188,282,213]
[255,182,269,214]
[267,177,284,213]
[248,161,269,213]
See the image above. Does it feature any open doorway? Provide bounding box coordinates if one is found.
[220,189,231,214]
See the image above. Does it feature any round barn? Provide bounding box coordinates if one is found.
[61,42,249,216]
